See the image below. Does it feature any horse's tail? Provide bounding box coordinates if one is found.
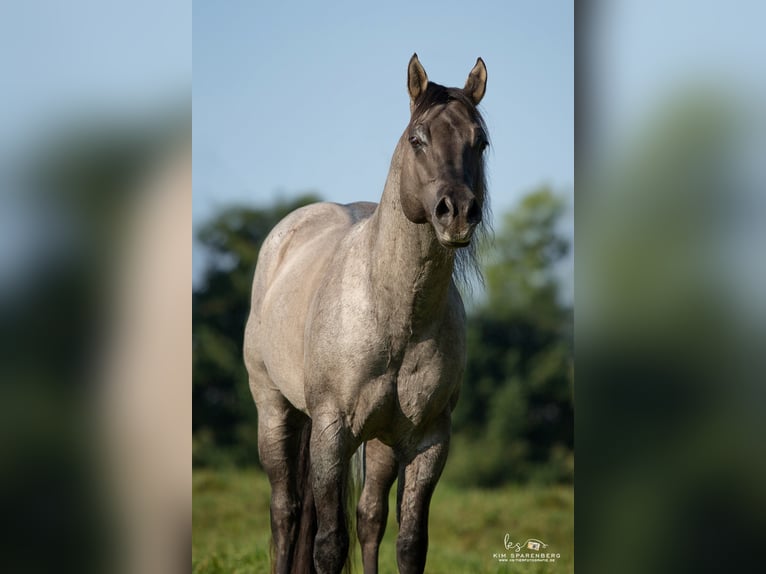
[346,442,365,573]
[291,419,317,574]
[290,422,364,574]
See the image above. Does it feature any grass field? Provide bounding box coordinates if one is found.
[193,468,573,573]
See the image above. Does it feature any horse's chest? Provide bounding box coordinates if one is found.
[391,336,462,425]
[347,331,464,445]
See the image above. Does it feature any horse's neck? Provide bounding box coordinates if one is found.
[366,145,455,334]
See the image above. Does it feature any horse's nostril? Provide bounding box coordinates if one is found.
[466,199,481,224]
[434,197,453,221]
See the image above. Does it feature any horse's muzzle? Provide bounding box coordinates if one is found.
[432,187,481,248]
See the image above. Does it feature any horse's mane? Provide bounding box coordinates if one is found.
[410,83,492,292]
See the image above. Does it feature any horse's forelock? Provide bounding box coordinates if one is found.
[410,83,489,136]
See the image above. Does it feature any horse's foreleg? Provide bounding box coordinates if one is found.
[310,414,353,574]
[396,419,450,574]
[357,439,398,574]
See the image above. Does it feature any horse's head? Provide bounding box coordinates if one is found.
[399,54,489,249]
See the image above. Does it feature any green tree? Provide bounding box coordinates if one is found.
[448,186,573,485]
[192,193,320,466]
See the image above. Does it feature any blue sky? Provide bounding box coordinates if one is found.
[0,1,762,299]
[590,0,766,154]
[0,0,191,156]
[193,1,574,279]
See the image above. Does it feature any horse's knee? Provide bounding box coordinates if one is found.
[357,498,382,526]
[270,494,300,528]
[357,497,386,542]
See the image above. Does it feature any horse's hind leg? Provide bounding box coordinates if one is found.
[357,439,397,574]
[252,378,307,574]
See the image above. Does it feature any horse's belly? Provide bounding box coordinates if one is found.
[260,243,342,411]
[249,203,370,413]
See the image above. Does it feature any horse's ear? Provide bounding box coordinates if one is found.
[464,57,487,105]
[407,53,429,109]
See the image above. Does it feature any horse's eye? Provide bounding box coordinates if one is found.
[409,135,423,148]
[479,139,489,152]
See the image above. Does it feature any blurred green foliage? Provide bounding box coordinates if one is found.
[449,188,573,486]
[577,92,766,574]
[192,188,573,485]
[1,116,189,574]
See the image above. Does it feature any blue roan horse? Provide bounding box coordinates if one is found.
[244,54,489,574]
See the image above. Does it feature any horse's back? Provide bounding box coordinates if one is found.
[244,201,376,411]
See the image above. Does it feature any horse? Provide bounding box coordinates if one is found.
[244,53,489,574]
